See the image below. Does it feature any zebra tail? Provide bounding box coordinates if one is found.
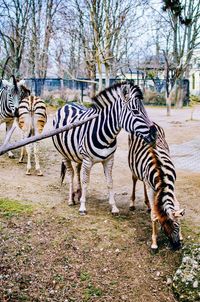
[60,160,66,184]
[27,124,34,138]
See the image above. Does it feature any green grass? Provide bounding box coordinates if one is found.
[80,272,91,282]
[84,283,102,301]
[82,101,93,108]
[0,198,34,217]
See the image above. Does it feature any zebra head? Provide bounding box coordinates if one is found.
[161,208,185,250]
[17,80,31,101]
[3,75,20,117]
[119,83,157,144]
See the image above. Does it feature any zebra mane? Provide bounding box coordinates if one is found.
[150,146,176,225]
[92,81,143,105]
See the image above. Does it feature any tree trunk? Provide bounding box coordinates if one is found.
[38,0,53,78]
[105,63,110,87]
[166,94,171,116]
[97,60,103,92]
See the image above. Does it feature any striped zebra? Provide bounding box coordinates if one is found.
[18,96,47,176]
[0,77,30,158]
[128,122,185,250]
[52,82,157,215]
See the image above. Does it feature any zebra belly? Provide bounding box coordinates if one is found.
[53,131,117,164]
[80,141,117,163]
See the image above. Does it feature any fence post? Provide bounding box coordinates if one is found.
[81,82,84,103]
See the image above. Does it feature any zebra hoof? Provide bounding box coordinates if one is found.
[36,170,43,176]
[151,247,158,254]
[129,206,136,211]
[19,159,23,163]
[68,201,75,206]
[26,170,32,175]
[79,210,87,216]
[112,211,119,216]
[8,154,15,159]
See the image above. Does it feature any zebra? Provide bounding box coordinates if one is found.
[18,96,47,176]
[0,77,30,158]
[52,82,157,215]
[128,122,185,251]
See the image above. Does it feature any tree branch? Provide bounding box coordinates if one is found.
[0,114,98,156]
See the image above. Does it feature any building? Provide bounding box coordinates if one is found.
[188,48,200,95]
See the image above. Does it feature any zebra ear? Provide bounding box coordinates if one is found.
[173,209,185,218]
[17,79,26,86]
[122,84,130,101]
[20,85,31,97]
[10,75,19,92]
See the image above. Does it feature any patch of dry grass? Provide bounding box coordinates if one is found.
[0,200,184,302]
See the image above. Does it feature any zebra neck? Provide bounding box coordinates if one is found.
[97,104,121,140]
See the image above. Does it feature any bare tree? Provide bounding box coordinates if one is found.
[28,0,42,77]
[25,0,63,78]
[101,0,132,86]
[0,0,31,75]
[72,0,141,92]
[162,0,200,108]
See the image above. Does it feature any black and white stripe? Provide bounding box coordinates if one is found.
[53,82,156,215]
[0,78,30,158]
[0,79,19,121]
[128,122,184,250]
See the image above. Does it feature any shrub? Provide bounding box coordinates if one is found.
[42,88,81,108]
[189,95,200,104]
[143,89,166,105]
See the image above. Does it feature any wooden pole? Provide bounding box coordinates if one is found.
[0,114,98,156]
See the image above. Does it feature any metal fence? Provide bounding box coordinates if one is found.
[24,78,90,97]
[24,77,190,105]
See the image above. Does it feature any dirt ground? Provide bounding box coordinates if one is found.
[0,106,200,302]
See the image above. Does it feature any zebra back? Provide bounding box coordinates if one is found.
[18,96,47,136]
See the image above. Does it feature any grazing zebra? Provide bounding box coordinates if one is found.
[128,122,185,250]
[0,77,30,157]
[52,82,157,215]
[18,96,47,176]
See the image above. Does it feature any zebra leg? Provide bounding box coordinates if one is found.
[129,175,138,211]
[63,160,75,206]
[103,156,119,215]
[25,143,32,175]
[19,146,25,163]
[74,163,82,201]
[145,185,158,250]
[34,142,43,176]
[79,159,93,215]
[143,183,151,213]
[151,219,158,251]
[19,129,26,163]
[6,121,15,158]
